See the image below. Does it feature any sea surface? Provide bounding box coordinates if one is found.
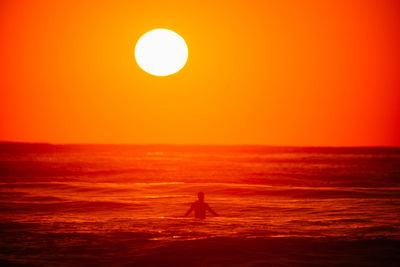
[0,143,400,266]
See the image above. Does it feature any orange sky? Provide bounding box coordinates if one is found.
[1,0,399,146]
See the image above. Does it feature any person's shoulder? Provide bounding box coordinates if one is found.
[192,201,206,206]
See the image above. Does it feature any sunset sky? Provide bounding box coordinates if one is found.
[1,0,399,146]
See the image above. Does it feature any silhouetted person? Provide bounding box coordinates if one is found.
[184,192,218,219]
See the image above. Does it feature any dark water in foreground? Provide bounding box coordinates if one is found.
[0,143,400,266]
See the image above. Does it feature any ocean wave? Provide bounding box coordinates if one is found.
[0,200,144,213]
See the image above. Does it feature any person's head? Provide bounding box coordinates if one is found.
[197,192,205,202]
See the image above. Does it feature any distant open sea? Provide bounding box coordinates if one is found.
[0,143,399,266]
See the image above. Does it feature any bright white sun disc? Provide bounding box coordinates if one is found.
[135,29,188,76]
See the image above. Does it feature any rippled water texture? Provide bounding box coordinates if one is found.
[1,144,399,266]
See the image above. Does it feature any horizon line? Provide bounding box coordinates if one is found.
[0,140,399,149]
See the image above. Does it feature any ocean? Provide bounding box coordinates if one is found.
[0,143,399,266]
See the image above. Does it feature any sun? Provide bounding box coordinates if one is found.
[135,29,188,76]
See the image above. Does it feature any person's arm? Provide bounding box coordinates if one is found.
[206,204,219,216]
[184,204,194,217]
